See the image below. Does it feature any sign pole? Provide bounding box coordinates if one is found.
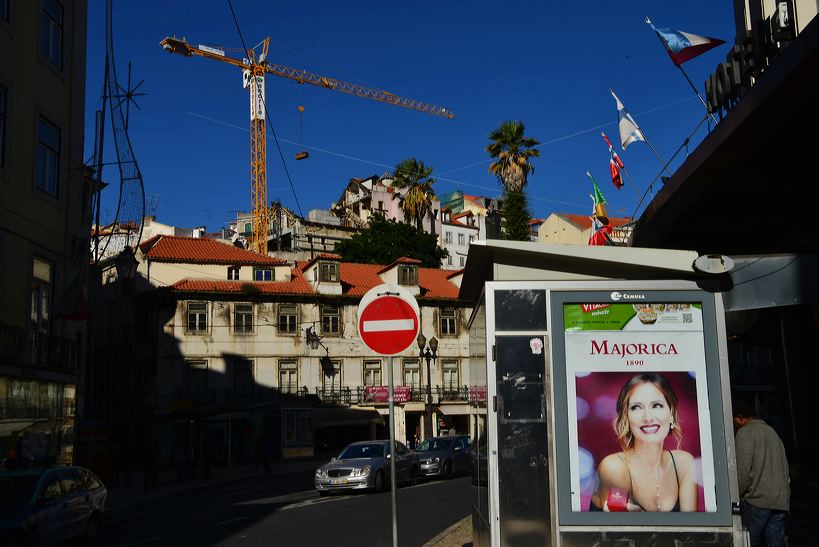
[388,354,398,547]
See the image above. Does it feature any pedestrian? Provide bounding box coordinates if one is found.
[733,397,790,547]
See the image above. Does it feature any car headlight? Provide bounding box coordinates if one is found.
[351,465,371,477]
[434,457,440,463]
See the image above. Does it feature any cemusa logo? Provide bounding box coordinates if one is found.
[610,291,646,301]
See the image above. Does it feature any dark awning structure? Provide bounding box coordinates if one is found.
[630,18,819,256]
[314,406,384,427]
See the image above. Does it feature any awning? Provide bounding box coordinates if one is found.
[0,421,34,437]
[315,406,383,427]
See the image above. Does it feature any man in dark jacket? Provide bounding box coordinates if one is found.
[733,398,790,547]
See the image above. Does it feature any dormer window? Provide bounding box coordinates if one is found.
[398,265,418,285]
[227,266,240,280]
[319,262,339,283]
[254,268,273,281]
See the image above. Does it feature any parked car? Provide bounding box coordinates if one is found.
[0,461,107,547]
[416,435,471,479]
[314,440,418,496]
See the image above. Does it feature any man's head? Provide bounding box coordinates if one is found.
[732,397,756,429]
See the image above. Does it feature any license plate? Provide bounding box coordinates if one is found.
[330,478,348,485]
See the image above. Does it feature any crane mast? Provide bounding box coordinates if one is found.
[160,36,454,255]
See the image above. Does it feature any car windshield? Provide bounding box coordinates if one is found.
[0,476,39,508]
[416,438,454,452]
[337,443,384,459]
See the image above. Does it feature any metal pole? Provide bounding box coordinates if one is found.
[425,351,433,439]
[676,64,720,126]
[387,355,398,547]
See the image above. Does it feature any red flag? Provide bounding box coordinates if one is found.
[602,132,625,190]
[589,216,614,246]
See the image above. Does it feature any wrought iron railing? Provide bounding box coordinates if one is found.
[315,387,353,405]
[0,323,78,373]
[436,385,469,402]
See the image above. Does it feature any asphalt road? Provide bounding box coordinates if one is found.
[101,473,471,547]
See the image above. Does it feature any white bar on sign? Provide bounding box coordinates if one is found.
[363,319,414,332]
[198,44,225,56]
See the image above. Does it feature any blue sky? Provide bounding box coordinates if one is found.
[85,0,736,232]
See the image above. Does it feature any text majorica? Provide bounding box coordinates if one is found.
[590,340,678,356]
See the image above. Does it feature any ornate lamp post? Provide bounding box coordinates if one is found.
[416,333,438,439]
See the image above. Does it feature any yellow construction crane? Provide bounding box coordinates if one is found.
[160,36,455,255]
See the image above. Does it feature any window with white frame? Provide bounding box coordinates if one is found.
[447,254,453,266]
[459,256,465,267]
[321,305,340,335]
[254,268,273,281]
[233,359,254,400]
[322,359,341,390]
[444,231,453,243]
[227,266,240,280]
[442,360,459,390]
[186,360,208,406]
[279,360,298,394]
[186,302,207,333]
[458,233,465,245]
[469,235,476,243]
[319,262,339,282]
[234,303,253,333]
[364,360,381,387]
[36,116,60,196]
[40,0,63,69]
[277,304,297,334]
[402,360,420,389]
[31,257,52,333]
[243,222,251,234]
[398,265,417,285]
[439,307,457,336]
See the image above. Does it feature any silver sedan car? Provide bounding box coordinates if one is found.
[314,440,418,496]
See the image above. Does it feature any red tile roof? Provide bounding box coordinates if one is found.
[377,257,422,274]
[419,268,460,298]
[559,214,632,231]
[339,263,459,299]
[141,235,284,265]
[170,270,312,295]
[300,253,342,272]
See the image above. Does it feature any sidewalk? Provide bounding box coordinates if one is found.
[104,457,323,516]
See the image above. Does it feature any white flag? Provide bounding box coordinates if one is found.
[610,89,646,150]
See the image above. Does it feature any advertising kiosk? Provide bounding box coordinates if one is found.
[461,241,746,547]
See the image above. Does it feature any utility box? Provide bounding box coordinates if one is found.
[460,241,747,547]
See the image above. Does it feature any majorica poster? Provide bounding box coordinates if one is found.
[563,302,717,513]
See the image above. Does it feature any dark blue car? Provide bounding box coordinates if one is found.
[0,463,107,547]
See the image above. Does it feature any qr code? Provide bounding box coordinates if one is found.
[682,313,693,323]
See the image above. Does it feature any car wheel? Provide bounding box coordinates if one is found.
[85,514,102,546]
[374,470,385,492]
[444,461,454,480]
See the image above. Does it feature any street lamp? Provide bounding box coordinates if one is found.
[417,333,438,439]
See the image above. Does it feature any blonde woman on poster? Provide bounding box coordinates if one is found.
[589,373,697,512]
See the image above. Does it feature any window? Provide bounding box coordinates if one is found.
[0,84,6,168]
[364,360,381,387]
[403,360,420,389]
[36,116,60,196]
[233,359,254,400]
[31,257,52,333]
[243,222,251,234]
[439,307,457,336]
[40,0,63,69]
[398,265,417,285]
[458,233,465,245]
[42,477,62,501]
[186,302,207,333]
[186,360,208,406]
[321,305,340,335]
[277,304,297,334]
[442,360,459,390]
[459,256,465,267]
[447,255,453,266]
[469,235,476,243]
[444,232,453,244]
[234,303,253,333]
[1,0,8,22]
[322,359,341,390]
[254,268,273,281]
[279,360,298,394]
[319,262,339,282]
[227,266,240,280]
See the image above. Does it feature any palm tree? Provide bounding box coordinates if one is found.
[392,157,436,230]
[485,121,540,240]
[486,120,540,192]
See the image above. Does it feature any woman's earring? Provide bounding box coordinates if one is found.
[670,422,676,429]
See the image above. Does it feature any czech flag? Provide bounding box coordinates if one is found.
[602,132,624,190]
[646,17,725,66]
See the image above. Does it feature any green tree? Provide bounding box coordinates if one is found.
[485,121,540,241]
[391,157,436,230]
[335,213,447,268]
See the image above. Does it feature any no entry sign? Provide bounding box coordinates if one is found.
[357,284,420,356]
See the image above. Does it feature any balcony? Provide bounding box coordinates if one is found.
[0,323,78,374]
[316,387,353,405]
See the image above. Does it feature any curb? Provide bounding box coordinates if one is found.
[423,515,471,547]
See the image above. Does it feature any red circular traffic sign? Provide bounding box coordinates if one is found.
[358,294,419,356]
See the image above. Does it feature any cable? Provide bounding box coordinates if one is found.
[226,0,304,218]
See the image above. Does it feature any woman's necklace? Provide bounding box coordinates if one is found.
[631,450,663,511]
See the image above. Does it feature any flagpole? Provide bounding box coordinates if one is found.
[675,64,720,126]
[620,166,642,202]
[640,132,674,179]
